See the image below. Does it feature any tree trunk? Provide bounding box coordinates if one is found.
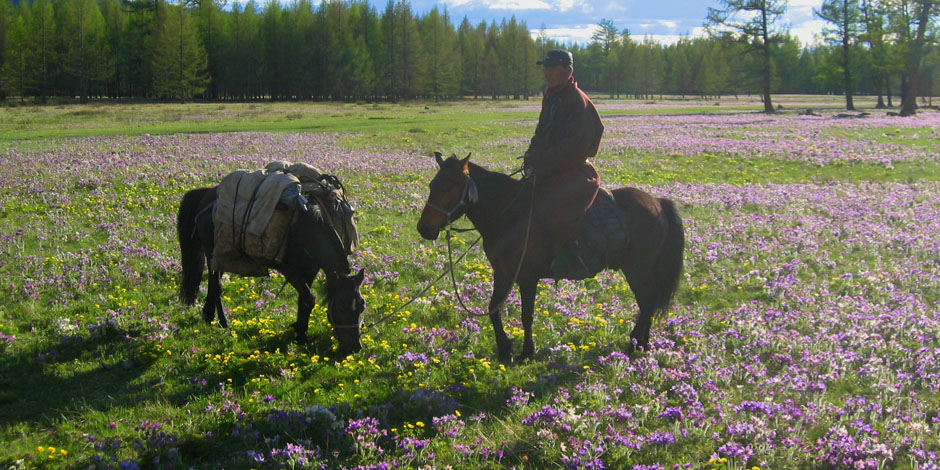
[898,2,932,117]
[887,79,893,107]
[761,9,774,113]
[842,39,854,110]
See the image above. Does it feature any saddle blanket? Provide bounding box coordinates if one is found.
[578,188,628,274]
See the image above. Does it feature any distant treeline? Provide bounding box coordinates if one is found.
[0,0,938,103]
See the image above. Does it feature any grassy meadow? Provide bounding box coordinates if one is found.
[1,95,939,470]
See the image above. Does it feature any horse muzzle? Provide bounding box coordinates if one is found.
[417,221,440,240]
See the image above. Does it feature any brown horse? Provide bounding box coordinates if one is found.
[417,154,684,363]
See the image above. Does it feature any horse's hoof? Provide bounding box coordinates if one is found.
[496,342,514,365]
[625,341,647,356]
[294,331,310,344]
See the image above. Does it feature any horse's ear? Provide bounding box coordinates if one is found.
[434,151,445,168]
[459,154,471,174]
[354,267,365,284]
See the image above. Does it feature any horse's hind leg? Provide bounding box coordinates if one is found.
[625,275,655,353]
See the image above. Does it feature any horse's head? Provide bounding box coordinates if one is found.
[417,152,478,240]
[327,268,366,355]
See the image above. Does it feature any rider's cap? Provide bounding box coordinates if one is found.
[537,49,573,67]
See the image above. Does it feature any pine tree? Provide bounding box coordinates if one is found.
[0,0,11,98]
[706,0,789,112]
[861,0,889,107]
[99,0,126,97]
[28,0,55,101]
[229,1,263,99]
[394,0,423,98]
[896,0,940,115]
[60,0,109,102]
[457,18,485,98]
[381,0,423,99]
[419,7,458,98]
[816,0,864,109]
[152,2,209,100]
[289,0,315,98]
[483,21,501,99]
[261,0,285,99]
[197,0,225,99]
[319,0,356,100]
[348,1,378,99]
[2,8,28,100]
[668,39,693,97]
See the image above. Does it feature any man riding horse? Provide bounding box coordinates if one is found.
[522,49,605,279]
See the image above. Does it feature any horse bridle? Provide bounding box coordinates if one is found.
[423,173,478,229]
[326,277,365,331]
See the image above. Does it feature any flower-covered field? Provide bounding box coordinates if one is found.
[0,102,938,470]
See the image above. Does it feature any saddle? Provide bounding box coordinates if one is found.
[550,188,629,280]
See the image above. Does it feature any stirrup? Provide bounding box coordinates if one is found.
[549,244,592,281]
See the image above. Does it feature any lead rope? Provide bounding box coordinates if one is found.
[363,233,482,333]
[365,165,530,332]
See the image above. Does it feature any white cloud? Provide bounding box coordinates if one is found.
[532,24,596,43]
[788,0,821,16]
[557,0,577,11]
[789,18,826,46]
[656,19,678,29]
[485,0,551,9]
[473,0,587,11]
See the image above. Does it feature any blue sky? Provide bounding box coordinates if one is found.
[399,0,828,46]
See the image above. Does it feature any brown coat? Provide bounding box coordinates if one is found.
[524,80,603,242]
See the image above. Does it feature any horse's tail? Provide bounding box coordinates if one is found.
[650,197,684,318]
[177,187,212,305]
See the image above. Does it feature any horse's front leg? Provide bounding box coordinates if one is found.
[205,270,227,328]
[488,271,515,364]
[287,274,316,343]
[517,278,538,362]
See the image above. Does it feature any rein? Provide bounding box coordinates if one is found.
[362,234,482,332]
[446,173,535,318]
[365,165,531,333]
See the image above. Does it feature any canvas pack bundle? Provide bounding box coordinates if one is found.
[211,167,301,276]
[210,162,359,276]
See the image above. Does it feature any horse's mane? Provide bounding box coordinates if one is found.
[441,158,521,201]
[464,160,518,186]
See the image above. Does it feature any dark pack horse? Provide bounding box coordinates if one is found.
[177,186,366,355]
[417,154,684,363]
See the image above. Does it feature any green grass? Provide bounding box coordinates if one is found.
[1,97,938,469]
[0,95,882,143]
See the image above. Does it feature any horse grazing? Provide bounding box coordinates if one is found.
[417,154,684,363]
[177,186,366,355]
